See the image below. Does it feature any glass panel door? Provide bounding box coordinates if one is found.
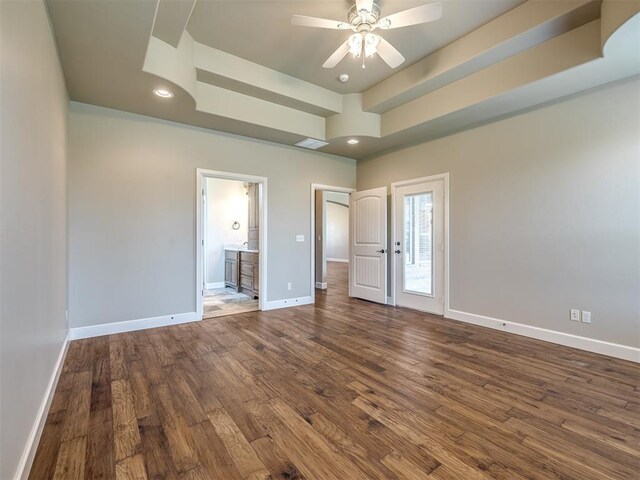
[394,178,444,315]
[403,192,433,296]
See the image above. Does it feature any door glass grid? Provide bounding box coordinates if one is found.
[403,192,433,295]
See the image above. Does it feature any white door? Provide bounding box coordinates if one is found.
[349,187,387,304]
[394,180,444,314]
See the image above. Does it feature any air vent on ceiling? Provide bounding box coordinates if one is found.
[294,138,329,150]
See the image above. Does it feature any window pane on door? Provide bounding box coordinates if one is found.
[403,192,433,295]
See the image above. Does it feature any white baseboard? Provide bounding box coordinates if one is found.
[16,333,70,480]
[446,308,640,363]
[205,281,225,289]
[263,296,313,311]
[315,282,327,289]
[327,258,348,263]
[69,311,199,340]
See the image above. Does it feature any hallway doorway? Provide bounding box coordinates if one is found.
[310,184,354,301]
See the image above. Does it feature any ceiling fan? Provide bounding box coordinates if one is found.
[291,0,443,69]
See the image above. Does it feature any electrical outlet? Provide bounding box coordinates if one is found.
[287,282,292,291]
[570,309,580,321]
[581,311,591,323]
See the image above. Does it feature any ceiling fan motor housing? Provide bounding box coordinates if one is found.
[348,3,381,32]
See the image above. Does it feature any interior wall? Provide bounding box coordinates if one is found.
[205,177,248,286]
[357,77,640,349]
[68,103,356,327]
[0,1,69,478]
[325,196,349,262]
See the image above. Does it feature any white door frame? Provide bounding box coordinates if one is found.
[310,184,355,303]
[196,168,268,318]
[390,173,449,311]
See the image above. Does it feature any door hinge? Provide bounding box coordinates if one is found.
[202,239,204,246]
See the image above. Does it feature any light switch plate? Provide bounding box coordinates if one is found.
[581,311,591,323]
[296,235,304,242]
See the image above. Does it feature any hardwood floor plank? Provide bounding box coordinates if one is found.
[84,408,115,480]
[52,436,86,480]
[111,378,141,461]
[61,370,92,441]
[250,435,307,480]
[381,451,433,480]
[115,454,148,480]
[207,408,270,479]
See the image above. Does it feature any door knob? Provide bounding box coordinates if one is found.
[376,249,386,253]
[395,249,401,254]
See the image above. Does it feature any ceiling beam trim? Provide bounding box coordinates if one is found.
[151,0,197,48]
[363,0,598,114]
[193,42,343,116]
[381,20,602,137]
[196,82,326,140]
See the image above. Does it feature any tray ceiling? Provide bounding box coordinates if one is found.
[46,0,640,159]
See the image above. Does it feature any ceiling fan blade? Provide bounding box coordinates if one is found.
[376,37,405,68]
[291,15,350,30]
[323,41,351,68]
[356,0,374,13]
[378,2,443,29]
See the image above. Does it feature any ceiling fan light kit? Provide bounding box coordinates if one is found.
[291,0,443,70]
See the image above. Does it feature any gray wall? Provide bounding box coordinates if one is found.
[358,78,640,348]
[0,1,69,478]
[205,177,248,285]
[326,196,349,261]
[68,103,356,327]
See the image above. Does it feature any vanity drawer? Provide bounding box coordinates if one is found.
[241,262,255,276]
[241,252,258,264]
[240,274,253,290]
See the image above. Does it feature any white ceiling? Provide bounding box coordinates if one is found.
[186,0,525,93]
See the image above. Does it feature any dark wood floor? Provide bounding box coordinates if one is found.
[30,262,639,479]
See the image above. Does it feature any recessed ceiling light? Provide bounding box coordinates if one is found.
[347,138,359,145]
[153,88,174,98]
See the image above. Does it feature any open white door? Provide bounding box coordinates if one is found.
[349,187,387,304]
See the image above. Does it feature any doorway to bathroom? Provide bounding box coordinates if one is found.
[196,169,267,319]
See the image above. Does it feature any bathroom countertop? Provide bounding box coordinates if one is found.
[224,245,259,253]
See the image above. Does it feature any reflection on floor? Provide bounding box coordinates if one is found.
[203,287,259,319]
[316,261,348,297]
